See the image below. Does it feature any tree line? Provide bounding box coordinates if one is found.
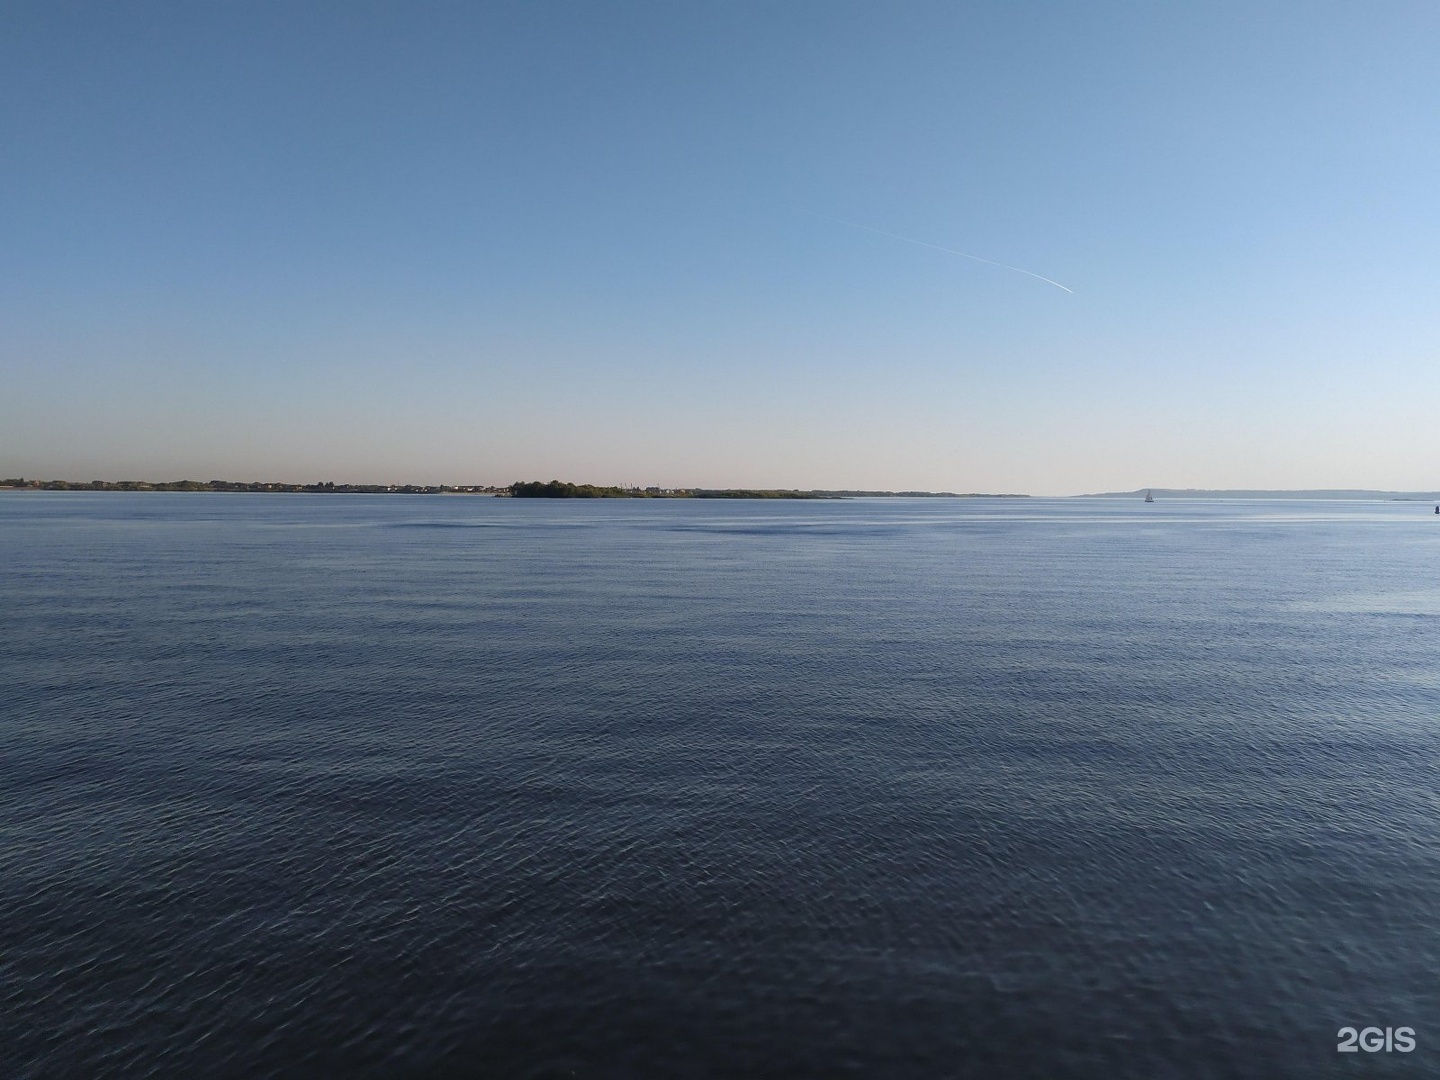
[507,480,830,499]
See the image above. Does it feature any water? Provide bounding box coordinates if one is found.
[3,493,1438,1078]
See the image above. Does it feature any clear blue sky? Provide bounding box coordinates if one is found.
[4,1,1437,493]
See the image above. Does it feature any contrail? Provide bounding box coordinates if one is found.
[812,213,1073,294]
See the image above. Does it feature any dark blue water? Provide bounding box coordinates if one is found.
[3,493,1438,1078]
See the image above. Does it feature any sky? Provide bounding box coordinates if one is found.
[3,1,1438,494]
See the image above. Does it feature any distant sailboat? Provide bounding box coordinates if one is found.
[1144,490,1154,503]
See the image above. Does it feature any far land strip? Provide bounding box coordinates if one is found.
[7,478,1440,500]
[0,477,1026,499]
[1089,488,1440,501]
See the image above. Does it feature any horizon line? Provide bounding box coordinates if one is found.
[7,477,1440,500]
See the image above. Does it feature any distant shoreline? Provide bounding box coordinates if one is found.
[7,479,1438,500]
[1,479,495,495]
[1083,488,1440,501]
[0,478,1029,499]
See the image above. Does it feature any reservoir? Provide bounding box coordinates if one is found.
[3,494,1436,1077]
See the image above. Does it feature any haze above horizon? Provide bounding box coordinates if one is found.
[4,2,1437,496]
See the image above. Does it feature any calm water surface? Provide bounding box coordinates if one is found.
[3,494,1438,1078]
